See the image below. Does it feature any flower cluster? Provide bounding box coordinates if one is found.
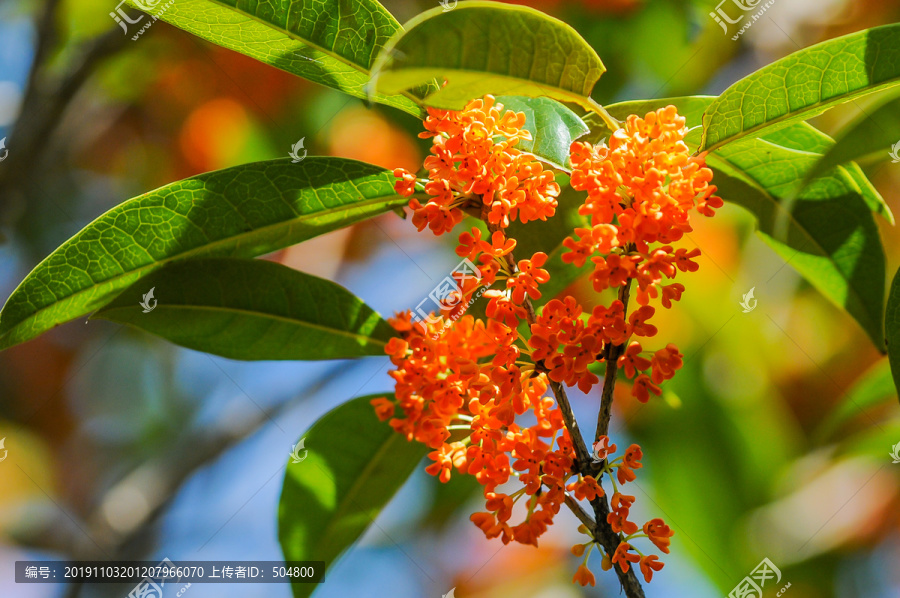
[375,98,717,588]
[393,95,560,232]
[558,105,721,403]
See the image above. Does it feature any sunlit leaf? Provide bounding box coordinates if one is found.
[278,395,427,598]
[371,2,605,111]
[124,0,424,116]
[496,96,589,170]
[700,24,900,151]
[94,258,395,360]
[802,92,900,186]
[0,158,409,351]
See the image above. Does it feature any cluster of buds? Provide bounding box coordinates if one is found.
[377,96,721,587]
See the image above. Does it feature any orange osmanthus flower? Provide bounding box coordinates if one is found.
[379,100,717,588]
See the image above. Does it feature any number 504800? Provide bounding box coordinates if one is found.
[273,566,315,578]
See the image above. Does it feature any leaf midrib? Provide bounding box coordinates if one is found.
[98,303,389,347]
[382,66,595,110]
[0,194,407,344]
[316,432,413,556]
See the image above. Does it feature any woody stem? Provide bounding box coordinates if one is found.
[484,218,645,598]
[595,274,634,440]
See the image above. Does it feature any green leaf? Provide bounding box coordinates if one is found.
[278,395,427,598]
[711,153,886,348]
[885,266,900,401]
[496,96,589,170]
[124,0,424,117]
[371,1,605,111]
[802,92,900,185]
[816,360,896,441]
[0,158,409,351]
[700,24,900,151]
[759,122,893,224]
[590,96,888,347]
[93,258,395,360]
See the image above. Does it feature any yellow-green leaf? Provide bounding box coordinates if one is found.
[700,24,900,151]
[371,1,605,111]
[124,0,424,116]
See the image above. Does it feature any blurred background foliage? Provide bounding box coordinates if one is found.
[1,0,900,596]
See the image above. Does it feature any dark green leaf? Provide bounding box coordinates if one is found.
[0,158,409,351]
[711,149,886,348]
[371,2,605,111]
[884,266,900,401]
[495,96,589,170]
[94,258,395,360]
[279,395,427,598]
[803,92,900,185]
[700,24,900,151]
[124,0,424,116]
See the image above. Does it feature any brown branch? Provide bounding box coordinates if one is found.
[484,218,646,597]
[595,275,634,440]
[590,492,647,597]
[0,25,128,222]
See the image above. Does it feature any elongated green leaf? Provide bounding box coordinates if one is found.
[124,0,424,116]
[803,92,900,184]
[279,395,427,598]
[93,258,395,360]
[885,266,900,401]
[495,96,589,171]
[371,2,605,111]
[0,158,409,351]
[816,360,896,440]
[712,144,886,348]
[590,96,887,346]
[700,24,900,151]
